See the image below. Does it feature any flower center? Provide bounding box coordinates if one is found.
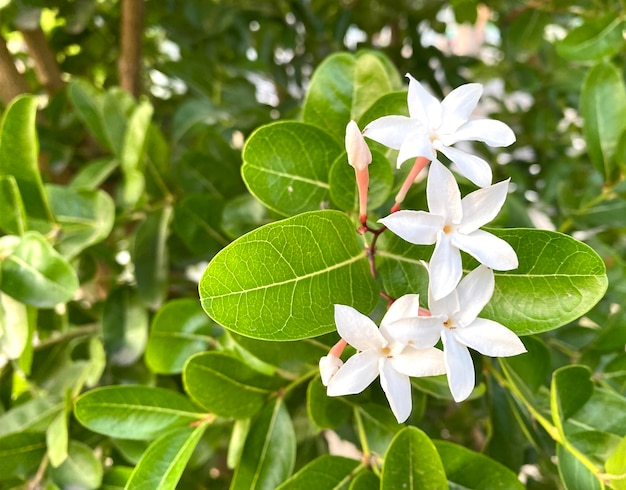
[381,346,393,358]
[443,224,454,234]
[443,319,456,330]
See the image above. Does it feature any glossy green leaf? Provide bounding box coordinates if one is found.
[0,291,29,359]
[102,466,133,490]
[0,95,53,223]
[200,210,379,341]
[241,121,341,216]
[277,454,361,489]
[557,443,603,490]
[580,62,626,181]
[124,424,207,490]
[69,157,119,190]
[556,15,624,61]
[606,436,626,490]
[381,427,448,490]
[302,52,396,142]
[183,351,285,418]
[0,175,26,235]
[49,440,103,490]
[551,365,594,436]
[145,299,215,374]
[0,395,63,437]
[359,404,402,456]
[102,286,148,366]
[133,206,172,310]
[68,79,109,150]
[307,375,352,429]
[46,184,115,258]
[349,470,379,490]
[566,387,626,438]
[172,195,229,256]
[0,432,46,480]
[434,440,524,489]
[74,385,203,440]
[230,398,295,490]
[0,231,79,308]
[328,149,394,213]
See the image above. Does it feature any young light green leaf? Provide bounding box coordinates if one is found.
[433,440,524,489]
[200,210,379,341]
[0,231,79,308]
[102,286,149,366]
[0,291,29,359]
[47,408,69,468]
[556,444,603,490]
[277,454,362,489]
[230,398,296,490]
[69,157,119,190]
[228,418,251,470]
[49,440,103,490]
[0,95,53,223]
[121,100,153,173]
[0,432,46,480]
[124,424,207,490]
[556,15,624,62]
[46,185,115,258]
[183,351,285,419]
[0,175,26,235]
[580,62,626,181]
[0,395,63,437]
[103,466,133,490]
[74,385,204,440]
[133,206,172,310]
[241,121,341,216]
[381,427,448,490]
[606,436,626,490]
[551,365,594,437]
[302,52,396,142]
[145,298,215,374]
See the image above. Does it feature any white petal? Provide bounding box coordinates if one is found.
[393,346,446,377]
[454,266,494,327]
[450,119,516,147]
[458,179,510,233]
[439,83,482,133]
[428,281,460,318]
[406,73,441,127]
[429,233,463,300]
[452,230,519,270]
[436,145,492,188]
[381,294,421,327]
[442,330,475,402]
[334,304,385,351]
[327,350,380,396]
[319,354,344,386]
[379,358,412,423]
[454,318,527,357]
[363,115,419,149]
[379,210,443,245]
[396,131,435,168]
[427,160,462,222]
[384,316,445,349]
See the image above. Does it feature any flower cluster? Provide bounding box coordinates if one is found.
[320,75,526,422]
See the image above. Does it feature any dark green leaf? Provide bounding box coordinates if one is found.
[556,15,624,62]
[556,443,602,490]
[277,454,361,489]
[49,440,103,490]
[0,432,46,480]
[0,395,62,437]
[172,194,228,256]
[551,365,594,435]
[307,375,352,429]
[68,80,109,150]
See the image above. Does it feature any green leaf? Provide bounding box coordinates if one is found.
[68,80,109,150]
[46,185,115,258]
[145,299,215,374]
[103,466,133,490]
[102,88,134,156]
[0,291,29,359]
[277,455,361,489]
[566,387,626,438]
[230,398,296,490]
[124,424,207,490]
[433,440,524,489]
[307,375,352,429]
[74,385,203,440]
[133,206,172,310]
[500,336,551,394]
[0,432,46,480]
[359,404,402,456]
[121,99,153,173]
[47,410,69,468]
[567,431,622,468]
[302,52,396,142]
[49,440,103,490]
[556,443,603,490]
[228,418,251,470]
[102,286,149,366]
[0,175,26,235]
[551,365,594,437]
[0,95,53,224]
[241,121,341,216]
[200,210,379,341]
[606,436,626,490]
[349,470,379,489]
[69,157,119,191]
[380,427,448,490]
[580,62,626,181]
[556,15,624,62]
[0,395,63,437]
[328,149,394,213]
[0,231,79,308]
[172,195,229,256]
[183,351,285,419]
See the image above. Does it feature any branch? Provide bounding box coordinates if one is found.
[118,0,145,97]
[19,26,65,94]
[0,33,29,105]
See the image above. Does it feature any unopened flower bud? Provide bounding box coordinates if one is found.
[345,120,372,171]
[319,354,343,386]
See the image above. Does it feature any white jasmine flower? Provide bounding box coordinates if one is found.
[326,295,446,423]
[390,267,526,402]
[363,74,515,187]
[319,354,343,386]
[379,160,518,300]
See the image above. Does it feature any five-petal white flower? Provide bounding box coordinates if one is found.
[379,160,518,300]
[326,295,446,423]
[363,74,515,187]
[393,266,526,402]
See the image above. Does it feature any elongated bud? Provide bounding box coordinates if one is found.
[345,120,372,171]
[319,354,344,386]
